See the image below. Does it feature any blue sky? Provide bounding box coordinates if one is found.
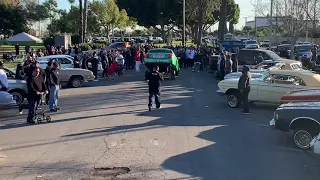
[53,0,254,29]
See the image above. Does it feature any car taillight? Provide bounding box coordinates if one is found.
[168,54,172,58]
[145,54,149,58]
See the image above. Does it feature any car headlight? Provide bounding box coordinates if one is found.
[10,95,13,100]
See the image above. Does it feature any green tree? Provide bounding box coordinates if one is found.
[0,2,28,37]
[90,0,119,39]
[117,0,182,41]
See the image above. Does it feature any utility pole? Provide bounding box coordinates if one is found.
[268,0,274,49]
[183,0,186,47]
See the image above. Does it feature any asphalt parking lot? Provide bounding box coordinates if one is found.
[0,68,320,180]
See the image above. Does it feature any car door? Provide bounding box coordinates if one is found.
[59,58,74,69]
[257,74,294,103]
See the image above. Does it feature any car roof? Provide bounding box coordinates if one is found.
[37,55,71,60]
[241,49,269,52]
[269,69,320,86]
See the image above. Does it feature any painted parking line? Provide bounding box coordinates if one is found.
[275,146,304,152]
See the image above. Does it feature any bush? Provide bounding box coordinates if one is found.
[79,43,92,51]
[93,40,111,45]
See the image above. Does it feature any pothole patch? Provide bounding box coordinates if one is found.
[91,167,130,178]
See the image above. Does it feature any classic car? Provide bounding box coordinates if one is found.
[0,91,16,110]
[270,102,320,149]
[144,48,180,80]
[4,67,28,105]
[280,89,320,104]
[217,70,320,108]
[224,59,303,80]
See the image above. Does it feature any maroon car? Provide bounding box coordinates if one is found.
[280,89,320,104]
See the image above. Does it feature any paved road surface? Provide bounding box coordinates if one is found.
[0,69,320,180]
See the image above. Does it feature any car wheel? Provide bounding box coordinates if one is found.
[227,93,240,108]
[293,128,314,149]
[70,77,83,88]
[10,91,24,105]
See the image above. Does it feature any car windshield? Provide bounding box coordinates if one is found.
[295,45,312,52]
[265,50,282,60]
[149,49,172,54]
[246,41,257,44]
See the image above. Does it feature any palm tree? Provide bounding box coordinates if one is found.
[79,0,83,43]
[83,0,88,43]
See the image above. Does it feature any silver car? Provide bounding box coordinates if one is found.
[0,91,16,109]
[4,68,28,105]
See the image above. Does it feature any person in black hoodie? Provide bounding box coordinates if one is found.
[238,65,251,115]
[146,66,164,111]
[48,62,61,112]
[26,66,48,123]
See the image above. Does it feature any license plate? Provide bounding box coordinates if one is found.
[154,54,164,58]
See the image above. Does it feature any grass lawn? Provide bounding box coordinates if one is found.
[0,45,44,52]
[3,58,23,70]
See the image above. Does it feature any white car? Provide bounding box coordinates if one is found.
[217,70,320,108]
[245,40,260,49]
[261,40,270,47]
[0,91,16,109]
[36,55,74,69]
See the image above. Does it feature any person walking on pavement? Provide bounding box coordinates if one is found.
[238,65,251,115]
[224,51,233,75]
[146,66,164,111]
[48,62,61,112]
[135,48,141,72]
[26,67,48,123]
[91,52,99,80]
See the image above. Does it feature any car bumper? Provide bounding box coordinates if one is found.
[0,100,17,109]
[216,89,226,96]
[270,118,276,126]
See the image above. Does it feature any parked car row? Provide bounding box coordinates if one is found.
[217,65,320,149]
[0,57,96,108]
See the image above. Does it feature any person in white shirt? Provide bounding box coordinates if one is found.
[0,61,8,92]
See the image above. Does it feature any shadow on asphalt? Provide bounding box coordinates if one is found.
[1,69,319,179]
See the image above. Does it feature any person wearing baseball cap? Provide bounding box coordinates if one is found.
[238,65,251,115]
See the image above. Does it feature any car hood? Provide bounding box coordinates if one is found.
[62,68,92,73]
[224,71,263,79]
[278,102,320,109]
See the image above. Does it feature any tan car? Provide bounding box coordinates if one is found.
[60,68,96,88]
[218,70,320,108]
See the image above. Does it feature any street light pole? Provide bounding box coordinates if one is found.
[268,0,274,49]
[183,0,186,47]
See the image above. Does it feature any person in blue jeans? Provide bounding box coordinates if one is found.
[48,62,61,112]
[26,67,48,123]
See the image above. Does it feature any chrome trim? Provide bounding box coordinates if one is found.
[270,118,276,126]
[216,89,225,94]
[289,117,320,128]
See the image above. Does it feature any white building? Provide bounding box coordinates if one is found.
[245,16,317,29]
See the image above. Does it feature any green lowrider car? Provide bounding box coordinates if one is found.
[144,48,180,80]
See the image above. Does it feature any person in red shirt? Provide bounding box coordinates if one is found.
[108,60,121,80]
[135,48,141,72]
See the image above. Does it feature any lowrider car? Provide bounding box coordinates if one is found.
[4,66,95,105]
[218,70,320,108]
[280,89,320,104]
[270,102,320,149]
[0,91,16,109]
[224,59,303,80]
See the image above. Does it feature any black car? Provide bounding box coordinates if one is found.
[270,102,320,150]
[237,49,284,69]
